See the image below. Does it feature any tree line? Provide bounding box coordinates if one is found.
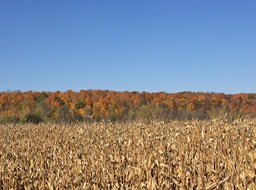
[0,90,256,124]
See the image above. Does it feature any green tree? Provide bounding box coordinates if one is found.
[136,104,152,122]
[36,92,49,103]
[75,101,86,109]
[58,105,71,123]
[25,113,43,124]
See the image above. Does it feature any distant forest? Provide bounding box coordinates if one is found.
[0,90,256,124]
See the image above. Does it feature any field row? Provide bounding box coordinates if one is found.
[0,120,256,189]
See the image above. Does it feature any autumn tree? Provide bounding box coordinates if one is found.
[1,90,256,123]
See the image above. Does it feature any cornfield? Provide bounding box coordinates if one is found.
[0,119,256,189]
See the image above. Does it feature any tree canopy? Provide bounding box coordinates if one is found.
[0,90,255,123]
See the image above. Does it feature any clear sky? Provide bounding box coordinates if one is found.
[1,1,256,93]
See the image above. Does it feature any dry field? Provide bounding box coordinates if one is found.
[0,119,256,190]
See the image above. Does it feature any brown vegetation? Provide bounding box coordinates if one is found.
[0,119,256,189]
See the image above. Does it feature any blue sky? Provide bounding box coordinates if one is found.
[1,1,256,93]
